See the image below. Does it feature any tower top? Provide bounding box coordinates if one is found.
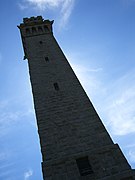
[18,16,54,29]
[18,16,54,60]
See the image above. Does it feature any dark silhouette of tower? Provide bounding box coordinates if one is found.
[18,16,135,180]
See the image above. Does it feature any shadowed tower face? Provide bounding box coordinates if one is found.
[18,16,135,180]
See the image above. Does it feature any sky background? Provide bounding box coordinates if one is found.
[0,0,135,179]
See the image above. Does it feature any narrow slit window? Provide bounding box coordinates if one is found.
[76,156,94,176]
[54,83,59,91]
[45,57,49,62]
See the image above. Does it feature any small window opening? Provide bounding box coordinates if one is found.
[38,26,43,33]
[76,156,94,176]
[44,25,49,32]
[26,28,30,35]
[54,83,59,91]
[32,27,37,34]
[39,41,43,44]
[45,57,49,62]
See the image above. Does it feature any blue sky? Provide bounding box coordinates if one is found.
[0,0,135,179]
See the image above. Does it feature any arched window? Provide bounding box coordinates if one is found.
[32,27,37,34]
[38,26,43,33]
[44,26,49,32]
[26,28,30,35]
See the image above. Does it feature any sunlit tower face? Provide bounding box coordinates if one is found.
[18,16,135,180]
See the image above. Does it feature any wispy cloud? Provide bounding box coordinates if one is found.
[72,64,102,73]
[126,143,135,148]
[71,62,135,136]
[0,99,36,137]
[24,0,67,10]
[71,63,105,99]
[24,169,33,180]
[19,0,75,27]
[102,70,135,136]
[0,151,15,179]
[18,3,28,10]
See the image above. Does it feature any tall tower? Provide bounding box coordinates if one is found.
[18,16,135,180]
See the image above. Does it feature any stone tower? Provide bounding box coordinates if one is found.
[18,16,135,180]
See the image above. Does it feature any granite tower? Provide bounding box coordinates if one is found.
[18,16,135,180]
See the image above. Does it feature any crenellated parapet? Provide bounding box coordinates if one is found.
[18,16,54,60]
[18,16,54,37]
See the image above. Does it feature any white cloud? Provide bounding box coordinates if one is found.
[71,62,135,136]
[126,143,135,148]
[25,0,64,9]
[59,0,74,26]
[18,3,28,10]
[20,0,75,27]
[72,64,102,73]
[98,70,135,136]
[71,63,105,101]
[24,169,33,180]
[0,98,36,137]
